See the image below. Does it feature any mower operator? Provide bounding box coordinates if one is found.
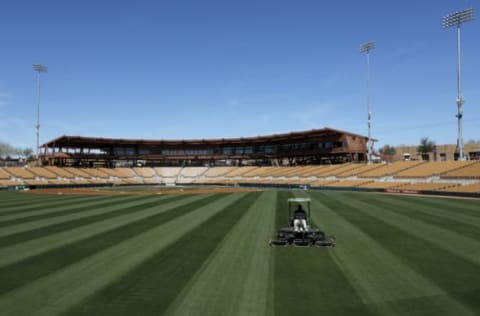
[293,204,307,232]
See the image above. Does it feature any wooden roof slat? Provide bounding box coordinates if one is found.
[41,127,369,149]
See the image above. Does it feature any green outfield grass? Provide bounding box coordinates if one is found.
[0,188,479,316]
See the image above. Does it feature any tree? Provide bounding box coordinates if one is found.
[466,139,480,145]
[22,148,33,159]
[0,141,34,160]
[417,137,436,160]
[379,144,396,161]
[0,142,14,158]
[379,145,396,156]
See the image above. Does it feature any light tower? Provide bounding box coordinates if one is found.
[442,8,474,160]
[32,64,48,159]
[360,41,375,164]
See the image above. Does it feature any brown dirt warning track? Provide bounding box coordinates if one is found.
[24,187,262,196]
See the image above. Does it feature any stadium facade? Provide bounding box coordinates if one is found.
[393,143,480,162]
[40,127,370,167]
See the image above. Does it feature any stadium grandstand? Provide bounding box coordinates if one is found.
[0,127,478,197]
[1,160,479,196]
[38,127,369,167]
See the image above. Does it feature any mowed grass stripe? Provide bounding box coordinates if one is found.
[322,191,479,314]
[0,192,33,204]
[165,190,276,316]
[0,195,142,227]
[0,193,245,316]
[0,195,188,248]
[407,195,480,218]
[0,193,107,213]
[371,195,480,240]
[0,194,105,216]
[272,191,375,316]
[0,195,174,239]
[63,192,262,316]
[0,194,221,295]
[317,192,472,315]
[0,194,208,268]
[0,194,78,209]
[344,193,480,266]
[393,196,480,228]
[308,191,475,315]
[0,194,123,221]
[0,191,84,206]
[377,193,480,218]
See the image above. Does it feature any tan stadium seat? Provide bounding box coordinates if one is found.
[24,179,49,186]
[439,182,480,193]
[358,181,404,189]
[81,168,109,178]
[325,179,373,187]
[29,167,57,179]
[132,167,156,178]
[64,167,92,178]
[308,179,339,186]
[441,161,480,179]
[336,163,383,178]
[309,164,358,177]
[395,161,474,178]
[0,180,24,186]
[203,167,237,177]
[398,182,459,191]
[226,167,259,177]
[98,168,120,177]
[117,168,137,178]
[181,167,208,177]
[359,161,424,178]
[0,168,11,179]
[46,167,75,178]
[3,167,35,179]
[154,167,181,177]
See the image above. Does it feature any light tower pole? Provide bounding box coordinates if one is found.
[442,8,474,161]
[32,64,48,159]
[360,41,375,164]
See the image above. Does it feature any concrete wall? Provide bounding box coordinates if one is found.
[391,143,480,161]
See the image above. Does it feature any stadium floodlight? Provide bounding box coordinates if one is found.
[360,41,375,164]
[32,64,48,160]
[442,8,474,160]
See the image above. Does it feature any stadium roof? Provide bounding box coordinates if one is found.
[42,127,370,148]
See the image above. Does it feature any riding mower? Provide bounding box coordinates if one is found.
[269,198,336,247]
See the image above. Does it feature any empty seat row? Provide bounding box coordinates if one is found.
[395,161,475,178]
[0,165,479,194]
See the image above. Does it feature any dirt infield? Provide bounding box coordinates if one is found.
[25,187,262,196]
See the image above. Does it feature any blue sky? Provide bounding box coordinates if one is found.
[0,0,479,150]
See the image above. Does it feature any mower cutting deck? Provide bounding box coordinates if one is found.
[269,198,335,247]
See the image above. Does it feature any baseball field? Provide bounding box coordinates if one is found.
[0,187,479,315]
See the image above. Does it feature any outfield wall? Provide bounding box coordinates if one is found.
[2,178,479,198]
[238,182,480,199]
